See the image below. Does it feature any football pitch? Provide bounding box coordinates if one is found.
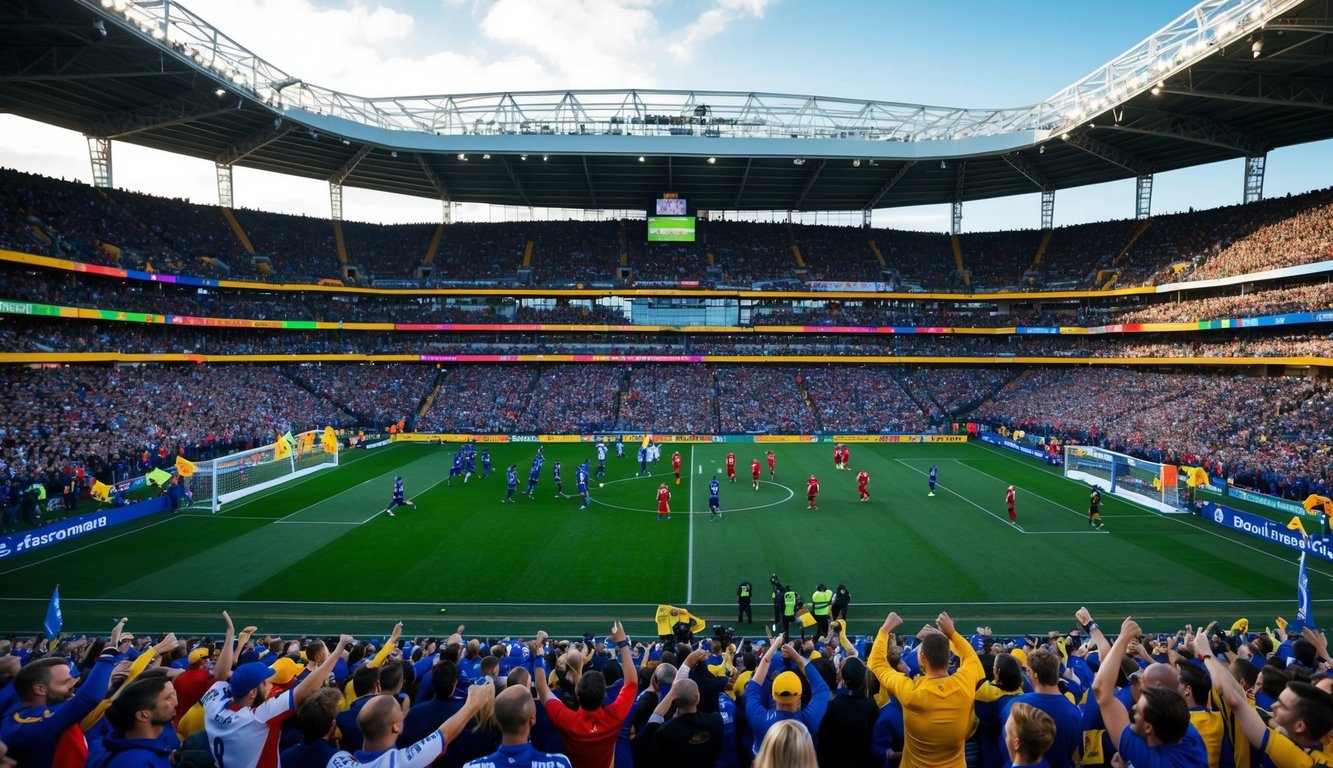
[1,440,1327,638]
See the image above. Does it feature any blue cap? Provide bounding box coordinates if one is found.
[229,662,277,698]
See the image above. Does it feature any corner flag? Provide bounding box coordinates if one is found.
[44,585,62,638]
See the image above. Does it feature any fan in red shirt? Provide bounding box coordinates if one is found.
[534,624,637,768]
[1006,485,1017,523]
[672,451,682,484]
[751,458,762,490]
[857,470,870,502]
[807,475,820,509]
[726,452,737,482]
[766,450,776,478]
[657,483,671,521]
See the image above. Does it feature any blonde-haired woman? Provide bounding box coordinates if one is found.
[754,719,817,768]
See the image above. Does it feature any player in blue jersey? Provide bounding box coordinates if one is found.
[384,476,417,517]
[637,445,649,476]
[576,462,590,510]
[709,476,722,520]
[928,464,938,496]
[463,446,476,483]
[616,435,625,458]
[448,450,464,486]
[552,460,563,497]
[480,449,492,479]
[595,441,608,478]
[525,463,540,497]
[503,465,518,503]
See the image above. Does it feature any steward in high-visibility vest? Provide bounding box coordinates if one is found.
[811,583,834,638]
[737,581,753,624]
[782,589,797,635]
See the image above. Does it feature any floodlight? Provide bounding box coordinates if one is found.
[707,157,716,164]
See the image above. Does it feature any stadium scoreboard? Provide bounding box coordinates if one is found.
[647,195,695,242]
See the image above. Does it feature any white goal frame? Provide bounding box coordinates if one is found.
[1063,444,1187,514]
[188,430,339,513]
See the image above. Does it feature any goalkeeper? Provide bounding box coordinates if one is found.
[383,475,417,517]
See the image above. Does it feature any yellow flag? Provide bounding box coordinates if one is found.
[641,433,653,449]
[1303,495,1333,517]
[1287,517,1308,538]
[90,480,112,502]
[146,468,172,487]
[274,433,292,460]
[175,456,196,478]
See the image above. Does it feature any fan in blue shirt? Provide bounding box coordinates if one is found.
[462,686,572,768]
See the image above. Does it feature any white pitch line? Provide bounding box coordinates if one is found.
[0,516,185,577]
[966,440,1333,581]
[687,445,695,605]
[895,459,1030,533]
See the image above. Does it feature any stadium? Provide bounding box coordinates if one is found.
[1,0,1332,765]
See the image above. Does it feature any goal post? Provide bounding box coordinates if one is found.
[188,429,340,513]
[1063,444,1186,514]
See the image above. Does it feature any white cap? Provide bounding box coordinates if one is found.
[1008,485,1014,490]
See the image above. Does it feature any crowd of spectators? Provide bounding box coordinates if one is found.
[616,365,719,434]
[715,367,820,434]
[901,366,1018,418]
[799,367,929,433]
[281,363,435,431]
[416,365,536,434]
[0,364,354,515]
[518,365,622,433]
[4,167,1333,289]
[976,367,1332,500]
[2,604,1330,768]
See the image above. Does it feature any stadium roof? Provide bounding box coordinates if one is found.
[1,0,1331,212]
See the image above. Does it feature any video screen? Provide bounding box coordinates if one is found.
[647,216,696,242]
[655,198,687,216]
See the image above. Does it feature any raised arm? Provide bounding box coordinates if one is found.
[214,611,237,681]
[1193,631,1269,749]
[531,631,554,701]
[752,632,784,687]
[1082,608,1135,746]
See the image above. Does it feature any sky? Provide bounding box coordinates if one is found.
[2,0,1330,232]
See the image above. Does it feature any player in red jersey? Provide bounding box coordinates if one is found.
[751,458,762,490]
[726,452,737,482]
[1006,485,1016,523]
[672,451,682,484]
[833,444,843,470]
[766,449,776,478]
[841,443,852,470]
[806,474,820,509]
[657,483,671,521]
[857,469,870,502]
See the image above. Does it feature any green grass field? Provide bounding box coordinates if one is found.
[2,439,1327,639]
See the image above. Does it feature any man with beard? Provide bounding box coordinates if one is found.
[1,648,117,766]
[92,676,179,767]
[202,618,352,768]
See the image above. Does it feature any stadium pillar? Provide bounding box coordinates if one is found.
[1135,174,1153,219]
[216,162,234,209]
[86,135,112,189]
[1243,154,1266,204]
[861,208,871,228]
[1040,190,1055,230]
[442,199,453,225]
[329,182,343,221]
[951,160,966,235]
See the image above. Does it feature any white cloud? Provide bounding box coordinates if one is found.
[478,0,661,87]
[668,0,776,61]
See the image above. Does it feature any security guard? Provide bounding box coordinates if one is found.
[781,586,797,636]
[811,583,833,639]
[737,580,753,624]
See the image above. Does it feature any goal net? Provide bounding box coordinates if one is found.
[1063,444,1186,514]
[187,430,339,512]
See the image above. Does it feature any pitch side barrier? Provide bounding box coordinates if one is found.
[0,496,171,562]
[389,433,969,444]
[1199,502,1333,563]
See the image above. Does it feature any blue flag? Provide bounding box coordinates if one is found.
[44,585,62,638]
[1297,552,1312,628]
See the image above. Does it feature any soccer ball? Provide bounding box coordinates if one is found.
[598,482,604,488]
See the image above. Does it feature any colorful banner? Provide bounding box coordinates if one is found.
[0,496,172,561]
[1227,487,1309,517]
[1199,502,1333,563]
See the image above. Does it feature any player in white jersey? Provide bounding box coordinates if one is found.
[203,617,352,768]
[328,682,494,767]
